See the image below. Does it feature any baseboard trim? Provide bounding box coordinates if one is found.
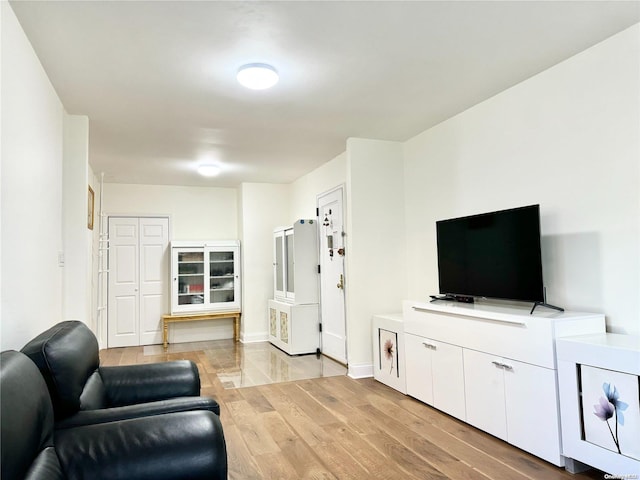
[241,331,269,343]
[347,363,374,379]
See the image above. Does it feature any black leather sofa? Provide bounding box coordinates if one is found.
[1,350,228,480]
[21,321,220,428]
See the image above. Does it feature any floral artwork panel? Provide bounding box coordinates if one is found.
[269,308,277,337]
[280,311,289,344]
[580,364,640,461]
[379,328,399,378]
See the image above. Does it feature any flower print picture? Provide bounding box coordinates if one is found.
[580,365,640,461]
[593,383,628,453]
[379,329,399,378]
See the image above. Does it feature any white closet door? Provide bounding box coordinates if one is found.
[139,218,169,345]
[108,216,169,347]
[108,218,140,347]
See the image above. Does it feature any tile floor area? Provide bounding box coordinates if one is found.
[143,339,347,388]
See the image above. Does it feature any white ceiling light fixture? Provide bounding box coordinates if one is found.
[237,63,279,90]
[197,164,221,177]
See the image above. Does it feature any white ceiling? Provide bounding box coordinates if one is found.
[9,1,640,187]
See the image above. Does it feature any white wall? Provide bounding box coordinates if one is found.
[62,114,91,325]
[345,138,406,376]
[238,182,290,341]
[290,152,347,222]
[103,183,238,240]
[404,24,640,335]
[102,183,239,342]
[1,2,65,350]
[89,168,102,340]
[236,155,346,344]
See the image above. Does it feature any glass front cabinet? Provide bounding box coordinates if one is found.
[269,220,319,355]
[171,240,241,314]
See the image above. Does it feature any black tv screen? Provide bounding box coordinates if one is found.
[436,205,544,303]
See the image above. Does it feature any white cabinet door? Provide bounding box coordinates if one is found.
[279,302,291,345]
[504,359,562,465]
[405,334,465,420]
[463,349,508,441]
[172,247,205,311]
[405,333,435,405]
[207,246,240,309]
[274,230,286,300]
[284,229,295,301]
[431,340,466,421]
[268,302,278,344]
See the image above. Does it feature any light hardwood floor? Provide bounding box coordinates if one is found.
[100,340,606,480]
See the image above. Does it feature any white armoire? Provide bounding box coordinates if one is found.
[268,220,320,355]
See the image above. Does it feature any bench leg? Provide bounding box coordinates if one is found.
[163,321,169,349]
[234,315,239,342]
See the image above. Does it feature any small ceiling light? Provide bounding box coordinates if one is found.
[237,63,279,90]
[197,164,221,177]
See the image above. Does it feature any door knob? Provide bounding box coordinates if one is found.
[337,274,344,289]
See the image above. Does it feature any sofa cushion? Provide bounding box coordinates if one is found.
[21,321,100,419]
[55,411,227,480]
[1,351,62,480]
[23,447,65,480]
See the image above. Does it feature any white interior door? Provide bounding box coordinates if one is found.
[108,217,140,348]
[108,216,169,347]
[139,218,169,345]
[318,186,347,364]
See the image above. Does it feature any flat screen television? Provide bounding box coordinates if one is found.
[436,204,544,303]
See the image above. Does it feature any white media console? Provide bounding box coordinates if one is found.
[402,300,605,466]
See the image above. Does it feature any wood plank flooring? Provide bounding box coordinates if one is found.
[100,340,606,480]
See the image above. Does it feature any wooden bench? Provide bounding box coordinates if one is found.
[162,311,241,349]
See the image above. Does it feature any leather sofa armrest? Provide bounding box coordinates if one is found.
[99,360,200,406]
[55,411,227,480]
[56,396,220,429]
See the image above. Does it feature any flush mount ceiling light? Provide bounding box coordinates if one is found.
[197,164,221,177]
[237,63,279,90]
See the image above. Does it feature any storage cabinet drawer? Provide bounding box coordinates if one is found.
[405,302,555,368]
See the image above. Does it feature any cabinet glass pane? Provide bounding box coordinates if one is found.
[178,294,205,305]
[210,251,234,262]
[286,234,294,294]
[209,250,235,304]
[275,235,284,291]
[177,251,204,305]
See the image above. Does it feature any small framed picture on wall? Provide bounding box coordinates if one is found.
[88,186,95,230]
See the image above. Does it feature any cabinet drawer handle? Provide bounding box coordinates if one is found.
[491,361,513,370]
[422,342,437,350]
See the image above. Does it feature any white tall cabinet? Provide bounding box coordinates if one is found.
[403,300,605,466]
[268,220,319,355]
[170,241,241,314]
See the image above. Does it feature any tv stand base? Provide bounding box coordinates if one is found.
[430,295,474,304]
[530,301,564,315]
